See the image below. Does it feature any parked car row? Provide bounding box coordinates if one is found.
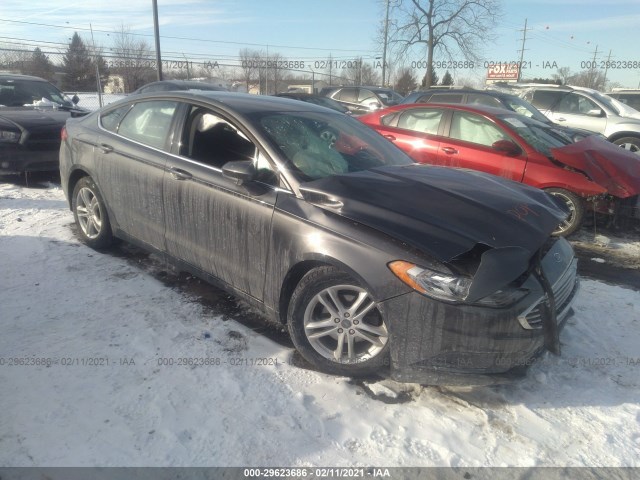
[4,73,639,384]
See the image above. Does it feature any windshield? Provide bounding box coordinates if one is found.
[499,114,572,157]
[0,78,71,108]
[502,96,550,123]
[254,111,413,182]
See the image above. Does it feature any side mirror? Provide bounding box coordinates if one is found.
[492,139,522,156]
[222,160,256,186]
[586,108,604,117]
[72,94,80,105]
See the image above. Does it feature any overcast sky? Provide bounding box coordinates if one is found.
[1,0,638,87]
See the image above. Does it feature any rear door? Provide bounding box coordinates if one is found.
[437,110,527,182]
[372,107,445,164]
[162,103,279,299]
[95,99,179,251]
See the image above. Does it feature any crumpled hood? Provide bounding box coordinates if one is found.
[301,164,567,265]
[550,136,640,198]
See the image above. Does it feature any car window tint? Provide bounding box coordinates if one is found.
[467,94,502,108]
[180,106,259,171]
[336,88,357,102]
[117,100,178,150]
[358,89,376,102]
[529,90,562,110]
[449,111,510,147]
[557,93,599,115]
[429,93,464,104]
[416,95,432,103]
[100,105,131,132]
[397,108,444,135]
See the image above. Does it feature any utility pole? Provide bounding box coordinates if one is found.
[152,0,163,81]
[602,49,612,89]
[381,0,390,86]
[590,45,599,89]
[89,24,103,108]
[516,18,529,82]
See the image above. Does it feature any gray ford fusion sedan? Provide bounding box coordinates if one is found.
[60,92,579,385]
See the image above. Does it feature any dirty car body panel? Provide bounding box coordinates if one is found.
[60,92,579,384]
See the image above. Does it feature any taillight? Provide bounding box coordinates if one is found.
[61,126,67,141]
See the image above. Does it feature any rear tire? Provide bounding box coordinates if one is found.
[612,136,640,154]
[72,176,114,249]
[287,266,390,377]
[545,188,585,237]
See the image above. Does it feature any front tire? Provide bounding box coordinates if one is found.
[545,188,585,236]
[287,266,390,377]
[72,176,114,249]
[612,136,640,154]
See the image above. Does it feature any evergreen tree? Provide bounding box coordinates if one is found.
[421,69,439,88]
[441,70,454,86]
[62,33,95,91]
[24,48,54,81]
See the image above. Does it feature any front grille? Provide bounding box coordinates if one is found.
[519,259,579,330]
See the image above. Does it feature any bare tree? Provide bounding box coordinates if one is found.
[552,67,572,85]
[239,48,260,93]
[568,70,607,90]
[110,25,155,92]
[390,0,502,88]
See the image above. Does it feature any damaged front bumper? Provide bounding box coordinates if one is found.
[381,237,580,386]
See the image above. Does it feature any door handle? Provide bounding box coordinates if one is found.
[383,134,396,141]
[169,167,193,181]
[442,147,458,154]
[556,117,567,122]
[99,143,113,154]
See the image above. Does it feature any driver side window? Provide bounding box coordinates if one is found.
[557,93,599,115]
[180,106,279,186]
[181,107,256,169]
[449,111,510,147]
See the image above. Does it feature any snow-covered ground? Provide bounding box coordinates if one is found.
[1,180,639,467]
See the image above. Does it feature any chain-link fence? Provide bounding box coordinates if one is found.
[1,45,387,110]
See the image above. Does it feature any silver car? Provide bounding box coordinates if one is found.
[514,84,640,153]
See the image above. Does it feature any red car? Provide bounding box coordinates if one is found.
[359,104,640,235]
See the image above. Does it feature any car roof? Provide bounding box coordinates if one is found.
[115,91,333,115]
[386,102,517,117]
[407,88,519,99]
[140,80,225,89]
[0,73,50,82]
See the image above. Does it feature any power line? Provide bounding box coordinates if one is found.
[0,18,378,54]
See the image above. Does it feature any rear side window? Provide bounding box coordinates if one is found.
[336,88,357,102]
[467,94,502,108]
[117,100,178,150]
[358,89,376,103]
[429,93,464,104]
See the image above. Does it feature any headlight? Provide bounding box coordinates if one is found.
[389,260,529,306]
[389,260,471,303]
[0,129,20,143]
